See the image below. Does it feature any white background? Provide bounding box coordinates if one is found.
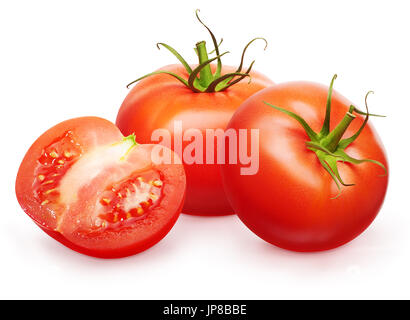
[0,0,409,299]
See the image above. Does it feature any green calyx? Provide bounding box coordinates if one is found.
[123,133,138,146]
[126,9,267,93]
[264,75,387,198]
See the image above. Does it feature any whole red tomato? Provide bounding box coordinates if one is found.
[16,117,186,258]
[221,76,388,251]
[116,11,273,215]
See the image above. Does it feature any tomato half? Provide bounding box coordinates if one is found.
[221,78,388,252]
[16,117,186,258]
[117,64,272,216]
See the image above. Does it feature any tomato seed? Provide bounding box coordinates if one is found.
[44,188,58,195]
[151,180,163,187]
[100,198,111,205]
[150,193,158,200]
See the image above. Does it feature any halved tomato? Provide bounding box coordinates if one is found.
[15,117,186,258]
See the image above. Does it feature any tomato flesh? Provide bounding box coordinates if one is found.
[32,130,83,220]
[16,117,186,258]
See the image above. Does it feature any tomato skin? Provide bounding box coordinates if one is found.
[16,117,186,258]
[116,64,273,215]
[221,82,389,252]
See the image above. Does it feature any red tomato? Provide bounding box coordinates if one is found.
[117,64,272,215]
[116,10,273,215]
[15,117,186,258]
[221,78,388,251]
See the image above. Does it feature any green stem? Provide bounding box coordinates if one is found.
[126,11,267,93]
[321,111,356,152]
[319,74,337,137]
[196,41,213,87]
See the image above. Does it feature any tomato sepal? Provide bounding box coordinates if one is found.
[264,75,387,198]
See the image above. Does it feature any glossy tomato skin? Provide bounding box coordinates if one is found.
[221,82,388,252]
[16,117,186,258]
[116,64,273,216]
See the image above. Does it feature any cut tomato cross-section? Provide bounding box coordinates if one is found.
[16,117,186,258]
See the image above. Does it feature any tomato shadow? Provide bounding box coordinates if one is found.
[233,216,399,277]
[24,212,228,269]
[33,220,185,272]
[24,208,400,284]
